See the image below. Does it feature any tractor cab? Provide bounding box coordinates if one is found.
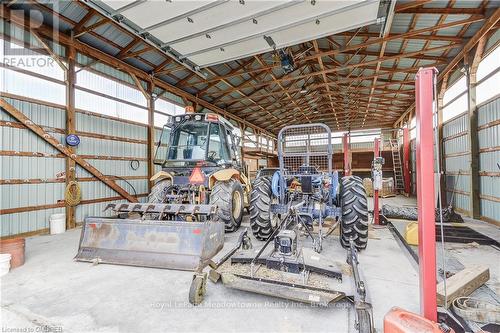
[154,113,242,172]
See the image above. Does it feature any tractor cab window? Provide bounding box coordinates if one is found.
[167,121,208,163]
[207,123,231,163]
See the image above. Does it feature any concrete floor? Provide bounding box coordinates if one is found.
[1,195,497,332]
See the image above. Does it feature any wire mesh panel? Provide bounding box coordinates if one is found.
[278,124,332,176]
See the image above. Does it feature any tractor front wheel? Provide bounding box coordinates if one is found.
[340,176,369,250]
[210,179,244,232]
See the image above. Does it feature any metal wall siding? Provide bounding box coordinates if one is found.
[0,94,66,236]
[410,139,416,195]
[1,126,65,155]
[443,113,469,137]
[478,97,500,126]
[477,97,500,221]
[76,112,147,140]
[445,174,471,193]
[444,155,470,172]
[76,160,147,178]
[75,137,146,158]
[446,191,471,213]
[0,156,65,180]
[76,53,135,86]
[1,208,65,237]
[77,179,148,201]
[2,97,66,128]
[1,183,64,210]
[444,135,470,155]
[442,111,472,214]
[2,98,149,236]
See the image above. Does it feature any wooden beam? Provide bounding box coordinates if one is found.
[438,8,500,81]
[399,7,485,15]
[74,18,109,38]
[395,0,433,12]
[72,10,96,34]
[0,98,138,203]
[115,37,142,59]
[212,44,458,94]
[395,8,500,126]
[31,31,67,71]
[437,265,489,308]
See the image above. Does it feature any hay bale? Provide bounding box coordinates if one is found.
[363,178,373,196]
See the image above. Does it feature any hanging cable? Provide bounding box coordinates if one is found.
[432,72,448,308]
[105,175,137,198]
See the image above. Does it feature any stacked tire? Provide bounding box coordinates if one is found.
[249,176,274,240]
[340,175,368,250]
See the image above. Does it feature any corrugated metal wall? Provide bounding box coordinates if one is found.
[74,110,149,223]
[1,95,150,236]
[477,97,500,223]
[1,97,66,236]
[442,112,471,214]
[442,95,500,222]
[410,139,416,195]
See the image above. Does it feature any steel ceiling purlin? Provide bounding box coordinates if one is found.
[8,0,497,134]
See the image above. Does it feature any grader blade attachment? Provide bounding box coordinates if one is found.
[74,203,224,271]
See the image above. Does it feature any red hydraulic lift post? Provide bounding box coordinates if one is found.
[403,127,411,195]
[415,67,438,322]
[343,133,351,176]
[373,138,380,225]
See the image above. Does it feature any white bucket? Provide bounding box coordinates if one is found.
[49,213,66,235]
[0,253,11,277]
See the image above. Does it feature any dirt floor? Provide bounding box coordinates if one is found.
[1,195,498,332]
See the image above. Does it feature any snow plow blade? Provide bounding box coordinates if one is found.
[74,203,224,271]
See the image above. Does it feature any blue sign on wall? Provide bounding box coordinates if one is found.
[66,134,80,147]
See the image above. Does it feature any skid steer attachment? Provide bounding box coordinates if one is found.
[74,203,224,271]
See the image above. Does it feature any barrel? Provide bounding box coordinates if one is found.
[0,237,25,268]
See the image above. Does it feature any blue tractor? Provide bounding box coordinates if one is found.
[250,123,369,250]
[212,124,373,332]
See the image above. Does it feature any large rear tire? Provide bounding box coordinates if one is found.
[210,179,244,232]
[144,179,172,219]
[340,176,368,250]
[249,176,276,240]
[148,179,172,203]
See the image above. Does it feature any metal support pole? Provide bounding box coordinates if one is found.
[373,138,380,225]
[343,133,350,176]
[415,67,438,322]
[403,127,411,195]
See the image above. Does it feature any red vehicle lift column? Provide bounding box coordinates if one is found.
[415,67,438,322]
[373,138,380,225]
[403,127,411,195]
[343,133,351,176]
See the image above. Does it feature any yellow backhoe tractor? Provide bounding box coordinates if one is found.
[75,112,251,299]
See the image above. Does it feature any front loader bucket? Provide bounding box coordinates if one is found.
[75,217,224,271]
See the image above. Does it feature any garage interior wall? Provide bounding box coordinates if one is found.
[0,20,188,237]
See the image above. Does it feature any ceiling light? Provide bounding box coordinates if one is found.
[300,88,307,93]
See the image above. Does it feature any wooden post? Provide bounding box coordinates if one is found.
[65,43,76,229]
[465,55,480,219]
[147,81,155,191]
[466,38,486,219]
[437,75,448,207]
